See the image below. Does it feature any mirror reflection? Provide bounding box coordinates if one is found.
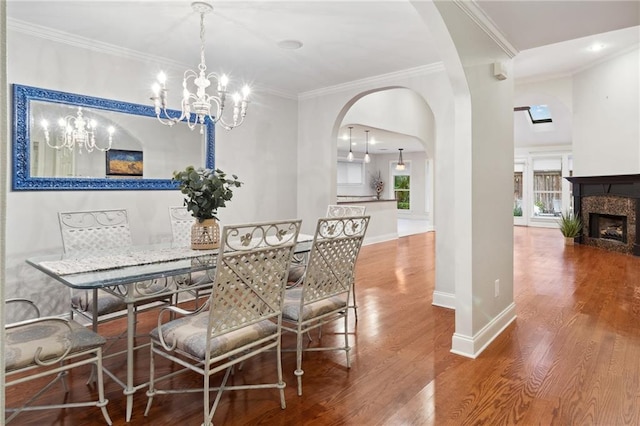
[13,84,215,190]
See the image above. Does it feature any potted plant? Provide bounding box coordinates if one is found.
[559,211,582,245]
[173,166,243,249]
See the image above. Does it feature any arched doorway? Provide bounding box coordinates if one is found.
[334,88,435,237]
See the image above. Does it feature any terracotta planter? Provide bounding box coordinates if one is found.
[191,218,220,250]
[564,236,575,246]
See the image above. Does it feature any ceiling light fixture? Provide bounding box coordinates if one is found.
[589,43,606,52]
[396,148,405,171]
[347,126,354,162]
[364,130,371,163]
[151,1,250,133]
[41,107,114,153]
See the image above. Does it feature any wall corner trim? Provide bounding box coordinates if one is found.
[450,302,517,358]
[432,290,456,309]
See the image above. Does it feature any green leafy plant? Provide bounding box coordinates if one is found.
[558,211,582,238]
[513,205,523,217]
[173,166,243,222]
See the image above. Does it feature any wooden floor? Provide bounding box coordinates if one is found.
[7,226,640,425]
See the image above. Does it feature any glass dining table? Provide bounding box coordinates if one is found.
[25,235,314,422]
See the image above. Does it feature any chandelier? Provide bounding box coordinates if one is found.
[40,107,114,153]
[151,1,250,133]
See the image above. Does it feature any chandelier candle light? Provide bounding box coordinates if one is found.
[151,2,250,133]
[41,107,114,153]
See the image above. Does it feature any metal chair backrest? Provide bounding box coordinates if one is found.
[301,215,369,304]
[205,220,301,349]
[58,209,132,253]
[168,206,193,247]
[326,204,366,218]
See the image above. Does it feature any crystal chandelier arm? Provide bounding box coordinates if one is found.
[151,2,250,132]
[88,126,115,152]
[41,119,69,150]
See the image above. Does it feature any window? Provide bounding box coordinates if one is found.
[394,175,410,210]
[532,158,562,217]
[514,105,552,124]
[337,160,363,185]
[391,161,410,210]
[513,170,523,216]
[528,105,552,123]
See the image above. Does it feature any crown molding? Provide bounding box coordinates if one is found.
[453,1,519,59]
[298,62,445,100]
[515,72,573,86]
[572,42,640,76]
[7,18,186,69]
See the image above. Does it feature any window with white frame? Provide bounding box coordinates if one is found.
[532,157,562,217]
[392,161,410,210]
[337,160,363,185]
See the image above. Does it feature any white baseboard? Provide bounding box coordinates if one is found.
[432,290,455,309]
[450,302,517,358]
[363,233,398,245]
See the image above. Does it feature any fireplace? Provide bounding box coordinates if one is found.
[566,174,640,256]
[589,213,627,243]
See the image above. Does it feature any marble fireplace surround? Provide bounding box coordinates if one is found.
[566,174,640,256]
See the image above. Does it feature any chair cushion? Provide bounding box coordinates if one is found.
[72,290,126,315]
[287,265,306,284]
[282,287,347,322]
[150,312,277,360]
[5,319,106,372]
[72,281,172,315]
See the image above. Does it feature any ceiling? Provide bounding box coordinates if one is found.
[7,1,640,154]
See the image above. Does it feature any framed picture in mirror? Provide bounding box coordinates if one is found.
[106,149,143,177]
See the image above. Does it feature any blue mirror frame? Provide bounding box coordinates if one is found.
[12,84,215,191]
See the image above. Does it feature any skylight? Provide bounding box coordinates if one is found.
[528,105,552,124]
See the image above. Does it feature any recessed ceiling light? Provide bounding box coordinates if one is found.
[277,40,303,50]
[590,43,606,52]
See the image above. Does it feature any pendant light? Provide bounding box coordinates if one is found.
[364,130,371,163]
[347,126,354,162]
[396,148,405,170]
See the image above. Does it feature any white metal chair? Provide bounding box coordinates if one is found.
[168,205,193,248]
[288,204,367,318]
[326,204,366,321]
[58,209,171,330]
[326,204,366,218]
[168,206,214,305]
[4,298,112,424]
[281,215,369,396]
[144,219,302,425]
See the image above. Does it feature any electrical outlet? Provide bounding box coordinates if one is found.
[494,279,500,298]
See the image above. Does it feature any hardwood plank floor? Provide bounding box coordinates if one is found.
[6,226,640,425]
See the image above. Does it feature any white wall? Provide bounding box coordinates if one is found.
[296,67,454,237]
[514,76,573,147]
[1,2,8,421]
[342,88,435,157]
[573,47,640,176]
[420,0,516,357]
[5,28,298,316]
